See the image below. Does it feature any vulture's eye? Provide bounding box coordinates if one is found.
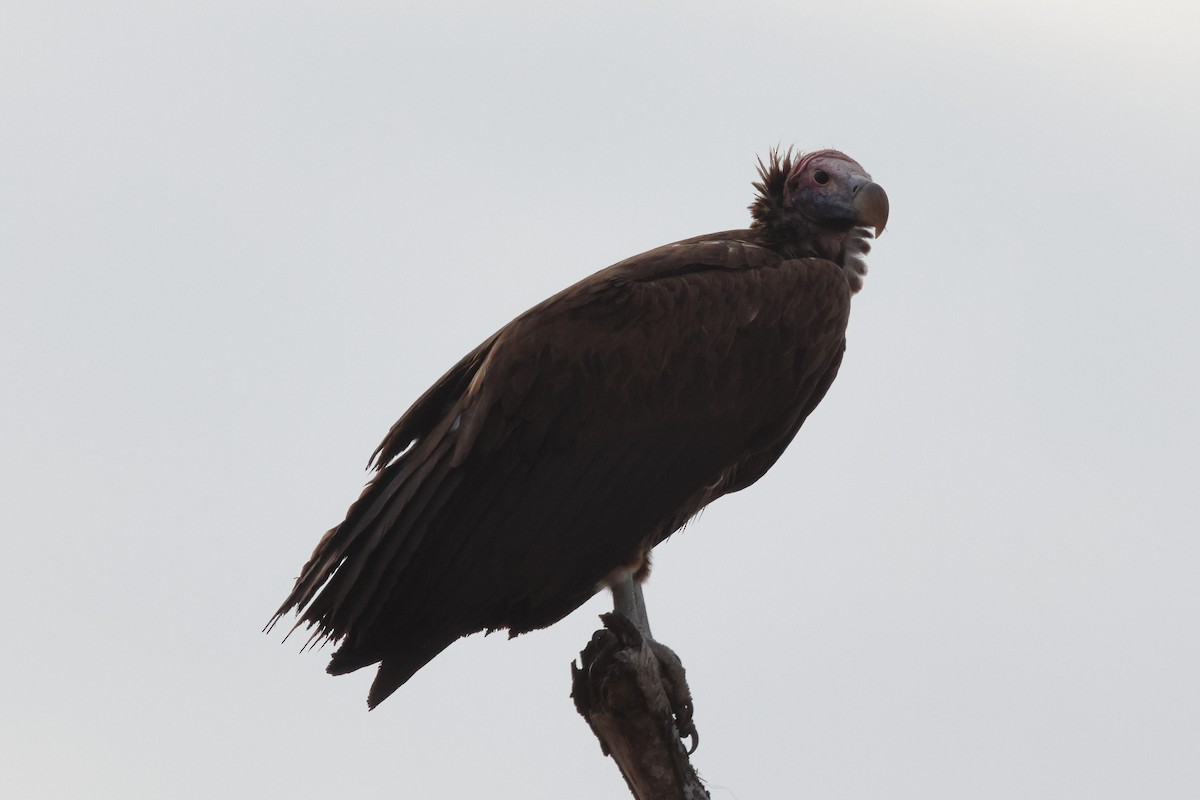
[813,169,830,185]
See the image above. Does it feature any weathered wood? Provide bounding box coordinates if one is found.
[571,614,709,800]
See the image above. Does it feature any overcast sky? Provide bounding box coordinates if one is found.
[3,2,1198,798]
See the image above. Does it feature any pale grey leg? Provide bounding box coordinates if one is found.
[610,573,653,638]
[609,572,697,750]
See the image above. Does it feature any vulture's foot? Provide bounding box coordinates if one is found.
[647,637,698,753]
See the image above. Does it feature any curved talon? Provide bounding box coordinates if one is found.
[678,715,699,754]
[673,699,698,753]
[646,638,699,751]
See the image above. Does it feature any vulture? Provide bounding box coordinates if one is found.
[269,148,888,710]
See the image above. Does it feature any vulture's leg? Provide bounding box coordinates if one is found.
[609,574,697,749]
[611,572,653,638]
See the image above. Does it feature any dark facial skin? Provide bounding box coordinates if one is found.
[788,151,889,235]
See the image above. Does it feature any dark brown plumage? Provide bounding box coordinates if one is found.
[269,148,888,708]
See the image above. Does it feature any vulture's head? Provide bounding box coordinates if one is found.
[750,149,889,292]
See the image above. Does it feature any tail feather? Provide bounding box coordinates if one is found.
[328,636,459,710]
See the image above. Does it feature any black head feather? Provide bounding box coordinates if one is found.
[749,147,796,232]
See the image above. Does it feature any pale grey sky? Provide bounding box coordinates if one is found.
[3,2,1198,798]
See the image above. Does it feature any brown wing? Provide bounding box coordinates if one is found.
[268,230,852,706]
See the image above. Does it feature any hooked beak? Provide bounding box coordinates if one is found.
[850,177,889,236]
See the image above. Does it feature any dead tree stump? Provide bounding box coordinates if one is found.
[571,613,709,800]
